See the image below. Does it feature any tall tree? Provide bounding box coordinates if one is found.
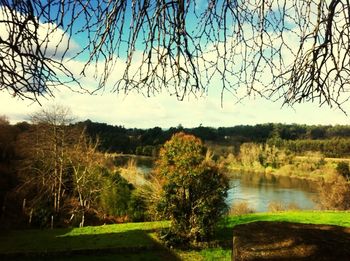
[0,1,349,109]
[67,132,105,227]
[17,105,75,224]
[31,105,74,213]
[154,132,229,243]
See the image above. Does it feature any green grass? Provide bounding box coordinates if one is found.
[224,210,350,228]
[1,211,349,260]
[0,221,169,254]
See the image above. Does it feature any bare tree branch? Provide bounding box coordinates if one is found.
[1,0,350,109]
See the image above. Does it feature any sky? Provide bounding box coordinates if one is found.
[1,1,350,128]
[1,88,349,128]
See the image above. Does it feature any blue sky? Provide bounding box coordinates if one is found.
[1,1,350,128]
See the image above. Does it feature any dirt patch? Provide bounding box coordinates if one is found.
[232,221,350,260]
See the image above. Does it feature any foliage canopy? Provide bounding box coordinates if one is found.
[155,132,229,243]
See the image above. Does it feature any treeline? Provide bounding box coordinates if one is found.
[285,139,350,158]
[2,119,350,158]
[78,121,350,157]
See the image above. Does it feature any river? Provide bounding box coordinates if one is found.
[115,156,319,212]
[226,172,318,212]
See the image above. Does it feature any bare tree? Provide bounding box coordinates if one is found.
[1,1,350,109]
[31,105,74,213]
[17,105,74,219]
[17,105,108,227]
[68,132,104,227]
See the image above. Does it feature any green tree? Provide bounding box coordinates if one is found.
[99,171,133,218]
[155,132,229,244]
[336,162,350,179]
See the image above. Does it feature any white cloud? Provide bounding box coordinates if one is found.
[0,6,80,59]
[2,85,349,129]
[38,23,80,58]
[1,3,349,128]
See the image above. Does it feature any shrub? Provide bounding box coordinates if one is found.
[336,161,350,179]
[155,132,229,244]
[286,202,301,211]
[318,174,350,210]
[99,171,134,217]
[268,201,285,212]
[127,189,148,221]
[230,201,255,215]
[30,199,53,228]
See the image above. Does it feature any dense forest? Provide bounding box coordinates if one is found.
[3,118,350,162]
[80,120,350,158]
[1,113,350,230]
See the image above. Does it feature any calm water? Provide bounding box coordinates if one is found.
[226,172,318,212]
[115,156,319,212]
[114,155,154,173]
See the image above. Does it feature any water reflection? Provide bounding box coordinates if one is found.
[227,172,319,212]
[114,156,319,213]
[114,155,154,173]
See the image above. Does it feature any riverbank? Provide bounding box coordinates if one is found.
[227,164,325,182]
[225,154,346,183]
[111,152,341,183]
[1,211,349,260]
[112,153,331,183]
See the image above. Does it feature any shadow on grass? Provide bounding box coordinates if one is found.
[0,227,180,261]
[216,212,321,243]
[232,221,350,260]
[212,212,350,260]
[214,214,274,245]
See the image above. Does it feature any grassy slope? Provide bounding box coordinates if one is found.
[201,211,350,260]
[0,221,169,253]
[1,211,349,260]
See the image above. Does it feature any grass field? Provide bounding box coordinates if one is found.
[1,211,349,260]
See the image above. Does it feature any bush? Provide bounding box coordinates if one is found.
[230,201,255,215]
[267,201,300,212]
[155,132,229,244]
[336,161,350,179]
[286,202,301,210]
[99,171,134,217]
[268,201,285,212]
[318,174,350,210]
[127,189,148,221]
[30,199,53,228]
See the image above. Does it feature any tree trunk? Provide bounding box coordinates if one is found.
[80,211,85,227]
